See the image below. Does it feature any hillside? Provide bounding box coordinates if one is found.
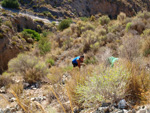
[1,0,150,113]
[18,0,150,19]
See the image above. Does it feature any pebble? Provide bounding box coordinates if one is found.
[9,97,16,102]
[0,87,6,93]
[30,96,46,102]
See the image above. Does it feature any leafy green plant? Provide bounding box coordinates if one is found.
[22,29,41,41]
[38,37,51,55]
[47,58,55,66]
[2,0,19,9]
[80,17,89,21]
[143,29,150,36]
[126,22,132,31]
[58,19,72,31]
[76,64,130,107]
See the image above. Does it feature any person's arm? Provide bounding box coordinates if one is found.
[77,59,81,68]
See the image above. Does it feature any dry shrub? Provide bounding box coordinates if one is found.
[118,34,141,61]
[0,75,14,88]
[66,65,94,106]
[47,67,64,84]
[96,47,113,66]
[142,29,150,36]
[8,54,49,84]
[137,11,150,20]
[125,62,150,105]
[9,83,23,96]
[81,23,95,32]
[96,27,107,36]
[106,32,116,43]
[81,30,100,53]
[117,12,126,22]
[99,15,110,25]
[70,23,77,33]
[47,91,57,103]
[73,21,84,37]
[141,36,150,57]
[57,103,71,113]
[130,18,145,34]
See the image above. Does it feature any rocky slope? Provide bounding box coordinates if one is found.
[19,0,150,19]
[0,10,51,74]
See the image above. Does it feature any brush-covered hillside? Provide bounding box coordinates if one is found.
[1,0,150,19]
[1,0,150,113]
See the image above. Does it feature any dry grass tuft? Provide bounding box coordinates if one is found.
[9,83,23,97]
[125,62,150,105]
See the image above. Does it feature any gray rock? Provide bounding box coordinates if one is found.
[23,83,30,89]
[35,82,40,88]
[31,97,36,101]
[96,107,109,113]
[131,109,136,113]
[118,99,127,109]
[31,96,46,102]
[4,107,11,113]
[137,109,146,113]
[0,87,6,93]
[9,97,16,102]
[0,108,4,113]
[146,108,150,112]
[101,102,111,107]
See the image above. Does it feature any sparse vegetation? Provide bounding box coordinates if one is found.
[1,3,150,112]
[8,54,49,84]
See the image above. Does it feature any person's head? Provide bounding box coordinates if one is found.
[80,55,84,62]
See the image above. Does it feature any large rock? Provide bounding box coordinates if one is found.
[12,15,38,32]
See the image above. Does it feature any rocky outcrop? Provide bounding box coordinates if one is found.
[30,0,150,19]
[0,14,44,74]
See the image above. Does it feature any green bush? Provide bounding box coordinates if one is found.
[143,29,150,36]
[58,19,72,31]
[2,0,19,9]
[76,64,130,107]
[47,58,55,66]
[80,17,89,21]
[22,29,41,41]
[126,22,132,32]
[8,54,49,84]
[99,15,110,25]
[38,37,51,55]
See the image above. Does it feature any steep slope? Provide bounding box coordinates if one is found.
[19,0,150,18]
